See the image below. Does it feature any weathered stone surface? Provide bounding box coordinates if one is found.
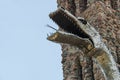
[61,44,83,80]
[56,0,120,80]
[82,1,120,79]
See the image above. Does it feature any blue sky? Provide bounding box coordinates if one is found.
[0,0,62,80]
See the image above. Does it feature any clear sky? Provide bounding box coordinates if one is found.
[0,0,63,80]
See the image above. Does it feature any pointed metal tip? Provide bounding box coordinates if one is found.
[47,33,49,37]
[46,24,57,31]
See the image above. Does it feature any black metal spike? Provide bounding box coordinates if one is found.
[46,24,57,31]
